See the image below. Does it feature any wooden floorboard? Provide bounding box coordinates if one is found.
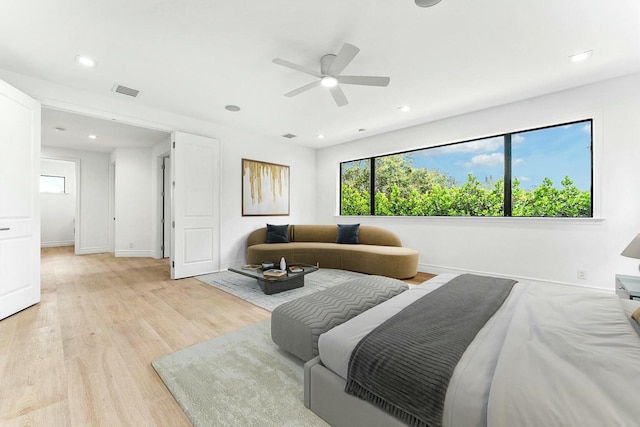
[0,246,435,425]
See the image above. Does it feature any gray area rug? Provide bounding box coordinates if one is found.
[196,268,365,311]
[152,320,328,427]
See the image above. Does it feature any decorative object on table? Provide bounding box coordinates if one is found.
[197,268,366,311]
[621,233,640,271]
[263,269,287,278]
[289,266,304,273]
[280,256,287,270]
[241,264,261,270]
[242,158,290,216]
[261,261,275,270]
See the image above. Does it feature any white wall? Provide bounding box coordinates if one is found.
[40,158,76,247]
[317,73,640,292]
[219,129,317,268]
[41,147,110,254]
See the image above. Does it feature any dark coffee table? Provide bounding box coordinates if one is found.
[228,264,319,295]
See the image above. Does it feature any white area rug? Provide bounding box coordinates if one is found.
[196,268,365,311]
[152,320,328,427]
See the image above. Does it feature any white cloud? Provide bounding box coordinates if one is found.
[519,176,530,181]
[421,136,503,157]
[463,153,504,168]
[513,158,524,165]
[512,134,525,144]
[582,123,591,134]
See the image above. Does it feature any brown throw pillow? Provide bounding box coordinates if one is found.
[632,307,640,324]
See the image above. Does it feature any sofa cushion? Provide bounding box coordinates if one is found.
[294,225,340,243]
[336,223,360,244]
[266,224,289,243]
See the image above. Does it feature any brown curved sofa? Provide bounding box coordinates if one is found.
[246,225,419,279]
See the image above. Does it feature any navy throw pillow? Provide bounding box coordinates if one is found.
[266,224,289,243]
[336,224,360,244]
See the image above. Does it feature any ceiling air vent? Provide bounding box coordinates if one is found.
[112,84,141,98]
[282,133,297,139]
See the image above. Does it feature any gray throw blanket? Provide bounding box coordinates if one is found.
[345,274,516,427]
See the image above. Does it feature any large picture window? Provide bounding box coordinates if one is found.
[340,119,592,217]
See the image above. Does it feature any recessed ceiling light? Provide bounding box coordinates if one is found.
[569,50,593,63]
[88,134,97,139]
[358,128,366,132]
[54,127,66,132]
[317,134,325,139]
[75,55,97,68]
[320,76,338,88]
[398,105,411,112]
[225,105,241,112]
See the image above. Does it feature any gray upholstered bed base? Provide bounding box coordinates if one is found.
[304,356,407,427]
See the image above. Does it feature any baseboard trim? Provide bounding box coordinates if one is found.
[76,246,110,255]
[41,240,74,248]
[115,250,155,258]
[419,263,612,294]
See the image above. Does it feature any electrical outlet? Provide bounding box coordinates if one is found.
[129,243,134,249]
[577,269,586,280]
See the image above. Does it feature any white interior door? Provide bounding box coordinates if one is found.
[171,132,220,279]
[0,79,41,320]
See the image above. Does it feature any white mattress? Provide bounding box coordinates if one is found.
[318,274,640,426]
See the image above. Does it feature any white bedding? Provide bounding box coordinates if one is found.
[318,274,640,426]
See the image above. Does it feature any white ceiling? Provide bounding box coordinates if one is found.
[42,108,169,153]
[2,0,640,150]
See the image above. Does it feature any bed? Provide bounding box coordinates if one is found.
[304,274,640,427]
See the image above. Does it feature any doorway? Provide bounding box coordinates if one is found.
[40,158,80,251]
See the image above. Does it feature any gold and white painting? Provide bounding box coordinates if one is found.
[242,159,290,216]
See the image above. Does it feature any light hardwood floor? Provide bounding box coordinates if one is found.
[0,247,434,426]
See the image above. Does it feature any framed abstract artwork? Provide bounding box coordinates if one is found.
[242,158,290,216]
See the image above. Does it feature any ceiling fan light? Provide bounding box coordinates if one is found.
[321,76,338,88]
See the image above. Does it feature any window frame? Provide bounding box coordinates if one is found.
[339,119,594,218]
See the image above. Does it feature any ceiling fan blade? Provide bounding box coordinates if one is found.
[284,80,321,97]
[273,58,323,78]
[328,43,360,76]
[329,85,348,107]
[338,76,391,87]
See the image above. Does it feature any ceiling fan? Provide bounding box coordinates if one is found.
[272,43,390,107]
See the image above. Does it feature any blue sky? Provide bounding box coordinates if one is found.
[410,120,592,191]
